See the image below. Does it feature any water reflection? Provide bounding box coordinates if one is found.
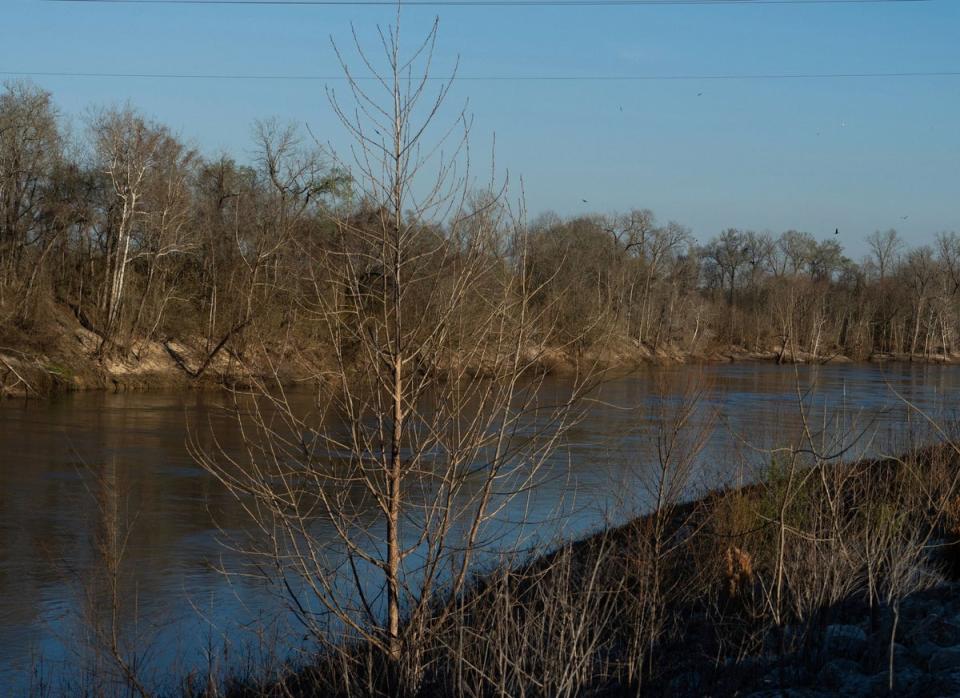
[1,363,958,690]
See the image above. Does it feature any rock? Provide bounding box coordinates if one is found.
[914,670,960,696]
[762,664,809,688]
[902,600,934,622]
[928,645,960,671]
[816,658,862,688]
[913,640,940,661]
[856,641,917,681]
[812,658,879,696]
[746,688,834,698]
[891,642,913,668]
[837,673,874,696]
[866,672,890,694]
[665,670,702,694]
[928,618,960,647]
[866,669,911,695]
[823,624,868,658]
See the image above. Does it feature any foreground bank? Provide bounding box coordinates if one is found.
[189,440,959,697]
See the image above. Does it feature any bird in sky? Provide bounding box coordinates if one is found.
[834,228,839,236]
[901,215,909,220]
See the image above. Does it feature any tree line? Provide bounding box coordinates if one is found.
[530,216,960,362]
[2,79,957,370]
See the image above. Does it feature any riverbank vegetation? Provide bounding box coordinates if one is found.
[216,436,960,698]
[3,75,960,396]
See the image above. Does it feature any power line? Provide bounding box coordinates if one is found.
[41,0,936,6]
[2,69,957,80]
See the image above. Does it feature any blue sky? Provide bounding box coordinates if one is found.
[2,0,958,256]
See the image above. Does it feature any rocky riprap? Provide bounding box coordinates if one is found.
[655,580,960,697]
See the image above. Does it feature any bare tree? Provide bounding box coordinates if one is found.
[776,230,817,277]
[127,130,197,344]
[91,107,165,346]
[194,15,589,695]
[867,228,903,283]
[902,245,936,358]
[0,81,62,312]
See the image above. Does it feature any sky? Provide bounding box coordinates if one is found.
[2,0,959,257]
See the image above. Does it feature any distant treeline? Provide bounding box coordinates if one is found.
[2,80,958,365]
[527,214,960,361]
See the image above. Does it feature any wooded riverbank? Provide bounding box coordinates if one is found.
[4,301,960,399]
[4,80,960,404]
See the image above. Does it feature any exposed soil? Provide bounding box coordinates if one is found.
[4,303,960,399]
[0,303,314,398]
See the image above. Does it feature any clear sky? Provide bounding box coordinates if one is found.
[2,0,958,256]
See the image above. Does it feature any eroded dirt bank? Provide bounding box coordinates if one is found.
[4,304,960,399]
[0,304,312,398]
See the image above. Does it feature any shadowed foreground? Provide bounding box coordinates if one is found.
[194,441,960,698]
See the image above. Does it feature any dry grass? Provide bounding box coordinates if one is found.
[174,440,955,698]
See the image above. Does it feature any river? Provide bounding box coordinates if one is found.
[1,362,958,692]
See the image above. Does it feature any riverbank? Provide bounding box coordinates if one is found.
[208,441,960,697]
[549,443,960,697]
[0,303,321,398]
[5,304,960,399]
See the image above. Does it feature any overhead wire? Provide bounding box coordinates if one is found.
[40,0,938,7]
[25,0,947,84]
[1,69,957,81]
